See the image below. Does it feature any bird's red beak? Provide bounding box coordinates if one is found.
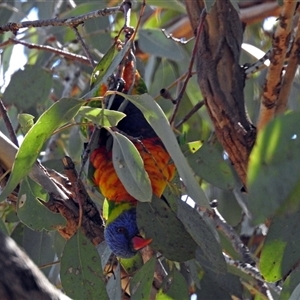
[132,235,152,251]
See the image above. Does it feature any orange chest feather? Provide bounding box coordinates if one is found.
[91,137,175,202]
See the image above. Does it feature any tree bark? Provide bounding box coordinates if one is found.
[0,230,71,300]
[185,0,256,187]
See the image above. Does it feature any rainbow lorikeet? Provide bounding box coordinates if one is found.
[90,61,175,258]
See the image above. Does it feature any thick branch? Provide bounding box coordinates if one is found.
[275,10,300,114]
[185,1,256,187]
[257,0,297,129]
[0,230,71,300]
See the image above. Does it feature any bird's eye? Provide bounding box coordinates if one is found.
[117,227,125,233]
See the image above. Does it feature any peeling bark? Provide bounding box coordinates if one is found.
[185,0,256,187]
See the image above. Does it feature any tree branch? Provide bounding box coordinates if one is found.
[275,9,300,114]
[185,0,256,187]
[2,38,98,66]
[0,131,105,246]
[0,6,121,34]
[257,0,297,129]
[0,230,71,300]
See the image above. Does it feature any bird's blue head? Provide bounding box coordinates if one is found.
[104,207,152,258]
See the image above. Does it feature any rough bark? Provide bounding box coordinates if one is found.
[185,0,256,187]
[0,230,71,300]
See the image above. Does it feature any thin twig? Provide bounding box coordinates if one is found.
[199,205,255,265]
[121,0,132,29]
[174,100,205,129]
[4,38,98,66]
[130,0,146,42]
[161,28,194,44]
[224,253,281,296]
[154,71,197,101]
[0,6,122,34]
[169,8,207,125]
[0,99,18,146]
[39,260,60,269]
[72,26,96,68]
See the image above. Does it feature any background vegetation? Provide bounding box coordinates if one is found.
[0,0,300,299]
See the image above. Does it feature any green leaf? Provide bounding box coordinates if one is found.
[280,266,300,300]
[117,93,210,208]
[17,177,66,231]
[61,230,108,300]
[83,41,133,100]
[139,29,185,62]
[78,106,126,127]
[96,242,112,271]
[186,137,235,190]
[187,260,242,299]
[3,64,52,110]
[22,227,56,276]
[90,43,118,88]
[0,216,8,235]
[291,284,300,300]
[137,195,197,262]
[18,113,35,134]
[130,256,156,300]
[0,98,84,202]
[106,263,122,300]
[160,268,189,300]
[156,290,173,300]
[248,112,300,224]
[177,200,226,273]
[111,130,152,202]
[137,0,185,12]
[260,210,300,282]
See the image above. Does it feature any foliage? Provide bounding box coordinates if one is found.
[0,0,300,299]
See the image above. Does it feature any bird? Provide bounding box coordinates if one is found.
[89,59,176,258]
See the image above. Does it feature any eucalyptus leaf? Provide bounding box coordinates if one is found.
[280,266,300,300]
[137,195,197,262]
[177,200,226,273]
[260,210,300,282]
[17,177,66,231]
[111,130,152,202]
[248,112,300,224]
[18,113,35,134]
[137,0,185,12]
[117,93,210,208]
[22,228,55,277]
[79,106,126,127]
[161,268,189,300]
[106,263,122,300]
[0,216,8,235]
[0,98,84,202]
[61,230,108,300]
[3,65,52,110]
[83,41,133,100]
[139,29,185,61]
[186,138,235,190]
[90,43,118,88]
[130,256,156,300]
